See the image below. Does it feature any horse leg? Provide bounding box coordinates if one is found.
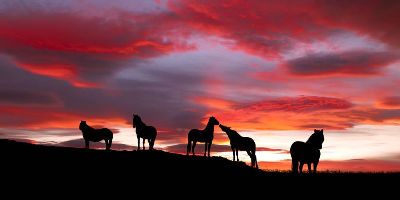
[186,140,191,156]
[299,162,304,174]
[85,140,89,149]
[192,141,197,156]
[207,142,212,157]
[292,159,298,173]
[307,163,312,173]
[313,161,319,173]
[231,147,235,161]
[246,150,253,167]
[149,138,154,150]
[204,142,208,157]
[236,149,239,161]
[137,137,140,151]
[108,139,112,150]
[254,152,258,169]
[142,138,145,150]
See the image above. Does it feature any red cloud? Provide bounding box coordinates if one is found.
[0,105,129,129]
[199,96,355,130]
[283,51,398,76]
[238,96,353,112]
[378,96,400,109]
[169,0,400,58]
[0,10,190,87]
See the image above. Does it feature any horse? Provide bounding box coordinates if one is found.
[290,129,324,174]
[79,121,113,150]
[133,114,157,150]
[187,116,219,157]
[219,124,258,168]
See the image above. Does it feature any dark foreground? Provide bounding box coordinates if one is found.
[1,139,398,196]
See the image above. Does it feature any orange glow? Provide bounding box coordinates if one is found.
[192,97,235,111]
[16,62,99,88]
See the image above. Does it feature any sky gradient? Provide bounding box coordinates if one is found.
[0,0,399,171]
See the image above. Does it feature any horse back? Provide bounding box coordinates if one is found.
[290,141,305,157]
[234,137,256,151]
[136,125,157,139]
[99,128,113,138]
[188,129,210,142]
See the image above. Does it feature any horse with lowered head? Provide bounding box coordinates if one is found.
[133,114,157,150]
[79,121,113,150]
[187,116,219,157]
[219,124,258,168]
[290,129,324,173]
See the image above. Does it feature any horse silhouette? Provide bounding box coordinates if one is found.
[133,114,157,150]
[219,124,258,168]
[290,129,324,173]
[79,121,113,150]
[187,116,219,157]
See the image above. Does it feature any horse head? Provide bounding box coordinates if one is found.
[209,116,220,126]
[132,114,142,128]
[219,124,231,132]
[307,129,324,149]
[79,121,87,130]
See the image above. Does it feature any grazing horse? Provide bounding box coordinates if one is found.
[79,121,113,150]
[187,116,219,157]
[219,124,258,168]
[133,114,157,150]
[290,129,324,174]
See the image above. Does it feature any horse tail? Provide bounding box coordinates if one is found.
[252,140,258,168]
[290,142,299,173]
[252,153,258,169]
[187,131,192,156]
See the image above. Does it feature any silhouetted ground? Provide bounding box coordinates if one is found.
[1,139,398,197]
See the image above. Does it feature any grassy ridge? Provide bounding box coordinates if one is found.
[1,139,398,195]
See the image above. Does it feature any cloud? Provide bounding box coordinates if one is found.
[0,89,61,106]
[378,96,400,108]
[0,5,191,87]
[209,96,357,130]
[284,51,398,76]
[237,96,353,113]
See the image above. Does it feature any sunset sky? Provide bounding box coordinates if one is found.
[0,0,399,172]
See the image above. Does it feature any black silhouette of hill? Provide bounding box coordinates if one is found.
[1,139,398,196]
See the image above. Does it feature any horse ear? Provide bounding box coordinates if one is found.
[321,129,324,132]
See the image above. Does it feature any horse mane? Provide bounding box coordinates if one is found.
[134,115,146,127]
[80,122,95,132]
[227,129,241,139]
[203,117,214,131]
[306,130,324,149]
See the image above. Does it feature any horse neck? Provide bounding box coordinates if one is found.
[227,130,241,141]
[82,124,94,132]
[135,118,147,128]
[306,134,322,149]
[203,122,214,134]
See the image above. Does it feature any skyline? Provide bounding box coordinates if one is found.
[0,0,399,171]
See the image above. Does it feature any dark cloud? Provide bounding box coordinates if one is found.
[0,6,190,87]
[284,51,398,76]
[0,89,61,106]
